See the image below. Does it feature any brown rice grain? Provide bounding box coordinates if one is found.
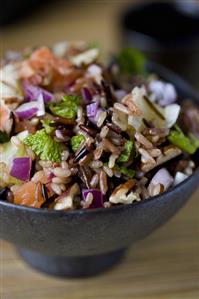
[138,148,156,164]
[114,102,129,114]
[89,160,103,169]
[135,132,153,149]
[50,183,62,195]
[103,165,113,177]
[30,117,39,125]
[100,126,109,138]
[11,136,21,147]
[104,202,111,208]
[39,160,53,168]
[108,154,118,169]
[90,173,99,188]
[99,170,108,194]
[26,147,35,160]
[61,161,69,169]
[97,111,107,128]
[53,167,71,178]
[59,183,66,192]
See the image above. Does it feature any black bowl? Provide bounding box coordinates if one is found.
[120,1,199,86]
[0,63,199,278]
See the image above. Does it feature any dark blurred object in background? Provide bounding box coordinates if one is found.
[120,1,199,87]
[1,0,47,26]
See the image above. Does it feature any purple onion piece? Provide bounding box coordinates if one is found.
[86,102,99,118]
[22,82,53,103]
[82,189,104,209]
[15,102,38,119]
[10,157,32,181]
[81,87,92,102]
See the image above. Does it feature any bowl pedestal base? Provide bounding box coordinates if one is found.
[18,248,126,278]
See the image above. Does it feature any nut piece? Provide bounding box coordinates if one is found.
[141,145,182,173]
[109,180,140,204]
[54,183,80,210]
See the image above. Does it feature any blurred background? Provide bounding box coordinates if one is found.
[1,0,199,86]
[1,1,199,299]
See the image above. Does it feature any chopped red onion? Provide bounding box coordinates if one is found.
[86,102,98,118]
[36,93,45,117]
[114,89,127,101]
[10,157,32,181]
[82,189,104,209]
[55,129,67,141]
[22,81,53,103]
[81,87,92,102]
[15,102,38,119]
[173,172,188,186]
[149,168,174,191]
[87,64,102,76]
[148,80,177,107]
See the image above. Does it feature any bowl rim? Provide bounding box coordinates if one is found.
[0,62,199,216]
[0,168,199,215]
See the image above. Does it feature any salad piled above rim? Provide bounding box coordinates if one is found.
[0,42,199,210]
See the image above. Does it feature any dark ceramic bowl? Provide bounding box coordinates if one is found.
[0,63,199,278]
[120,1,199,86]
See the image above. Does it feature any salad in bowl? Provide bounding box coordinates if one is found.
[0,42,199,211]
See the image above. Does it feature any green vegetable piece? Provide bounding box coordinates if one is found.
[23,129,61,162]
[41,119,55,134]
[71,135,85,152]
[189,133,199,149]
[117,48,145,75]
[88,41,100,49]
[117,140,134,163]
[168,126,199,154]
[49,95,79,119]
[0,131,9,143]
[120,167,135,178]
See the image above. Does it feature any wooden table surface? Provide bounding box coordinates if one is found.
[0,1,199,298]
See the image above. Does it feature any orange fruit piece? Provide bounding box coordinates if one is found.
[13,181,44,208]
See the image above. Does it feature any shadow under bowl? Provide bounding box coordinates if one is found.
[0,63,199,278]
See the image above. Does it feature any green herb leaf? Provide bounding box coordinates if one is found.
[117,140,134,163]
[71,135,85,152]
[41,119,55,134]
[0,131,9,143]
[23,129,61,162]
[168,126,199,154]
[88,41,100,49]
[120,166,135,178]
[117,48,145,75]
[49,95,79,119]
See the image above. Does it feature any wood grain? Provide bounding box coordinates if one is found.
[0,1,199,298]
[1,189,199,299]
